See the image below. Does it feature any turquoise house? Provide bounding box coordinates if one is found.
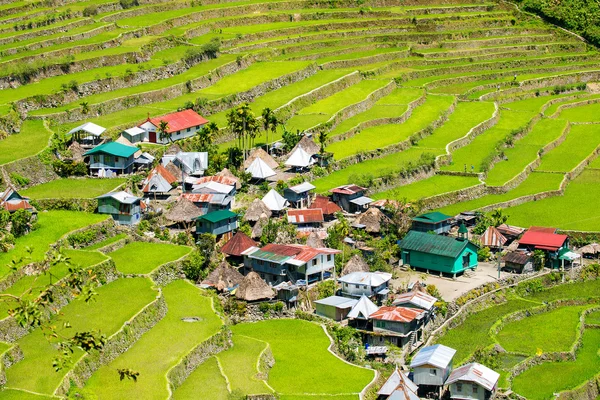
[412,212,453,234]
[195,210,238,240]
[96,191,142,225]
[84,142,138,175]
[399,230,478,277]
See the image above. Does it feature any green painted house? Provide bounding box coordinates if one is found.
[195,209,238,240]
[399,230,478,277]
[412,211,453,234]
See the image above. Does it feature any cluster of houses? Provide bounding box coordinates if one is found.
[377,344,500,400]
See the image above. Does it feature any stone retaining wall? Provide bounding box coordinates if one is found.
[0,154,58,189]
[0,344,23,385]
[0,18,94,47]
[549,97,600,118]
[421,183,486,210]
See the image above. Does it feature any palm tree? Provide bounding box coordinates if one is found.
[317,130,328,154]
[261,107,278,154]
[158,120,170,143]
[227,103,259,160]
[80,102,89,115]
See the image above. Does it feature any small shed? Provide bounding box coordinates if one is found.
[314,296,358,321]
[165,196,204,229]
[284,182,316,209]
[122,126,146,143]
[285,145,316,170]
[503,251,533,273]
[195,210,238,240]
[244,199,272,222]
[244,147,278,170]
[410,344,456,387]
[67,122,105,146]
[480,226,507,249]
[235,271,274,302]
[245,157,276,180]
[411,212,453,234]
[445,362,499,400]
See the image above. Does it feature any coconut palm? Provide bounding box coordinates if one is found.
[158,120,170,143]
[80,101,89,115]
[261,107,278,154]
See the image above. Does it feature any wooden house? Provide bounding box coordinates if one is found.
[518,227,569,268]
[283,182,315,208]
[139,109,208,144]
[338,271,392,300]
[96,191,142,225]
[287,209,324,230]
[410,344,456,387]
[503,251,533,273]
[399,230,479,277]
[368,306,427,348]
[331,185,373,213]
[195,210,238,240]
[445,362,499,400]
[84,142,138,175]
[314,296,358,321]
[411,212,453,234]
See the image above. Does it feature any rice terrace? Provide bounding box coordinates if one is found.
[0,0,600,398]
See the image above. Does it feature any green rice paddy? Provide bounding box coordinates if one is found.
[20,178,126,199]
[107,241,191,274]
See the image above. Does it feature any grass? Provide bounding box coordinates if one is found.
[5,278,157,395]
[0,389,55,399]
[231,319,374,396]
[84,280,222,400]
[372,175,481,202]
[0,120,51,165]
[537,125,600,173]
[107,242,191,274]
[557,102,600,122]
[496,305,588,355]
[20,178,126,199]
[327,94,455,159]
[85,233,128,250]
[0,249,108,319]
[512,329,600,400]
[586,310,600,324]
[485,118,568,186]
[217,335,272,395]
[0,211,108,279]
[171,357,228,400]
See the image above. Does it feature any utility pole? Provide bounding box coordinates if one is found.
[497,234,502,279]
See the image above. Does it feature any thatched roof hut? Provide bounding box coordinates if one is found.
[355,207,391,233]
[165,197,203,223]
[165,143,183,155]
[251,215,269,239]
[216,168,241,190]
[235,271,274,301]
[68,141,86,162]
[291,135,320,156]
[577,243,600,255]
[202,261,244,291]
[244,148,278,170]
[342,254,370,276]
[244,199,272,222]
[306,231,325,248]
[165,161,182,179]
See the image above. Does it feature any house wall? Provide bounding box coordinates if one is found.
[122,132,147,143]
[412,221,451,234]
[402,245,478,275]
[140,121,204,144]
[413,365,450,386]
[196,218,238,236]
[452,245,478,273]
[315,303,350,321]
[297,254,336,278]
[449,382,488,400]
[341,281,387,297]
[283,190,310,208]
[89,154,134,173]
[97,198,141,226]
[244,254,335,285]
[372,318,420,335]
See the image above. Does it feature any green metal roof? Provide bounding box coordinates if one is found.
[83,142,138,158]
[412,211,452,224]
[458,223,468,234]
[399,230,476,258]
[196,209,237,223]
[247,249,290,264]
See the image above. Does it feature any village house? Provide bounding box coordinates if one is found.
[164,196,204,231]
[314,296,358,321]
[445,362,500,400]
[503,251,533,273]
[192,180,236,198]
[162,151,208,177]
[338,271,392,301]
[195,209,238,241]
[141,165,178,199]
[331,185,373,213]
[84,142,138,176]
[243,243,340,285]
[367,306,427,349]
[411,212,453,234]
[138,109,208,144]
[192,175,238,195]
[377,368,419,400]
[399,230,479,278]
[182,193,232,215]
[287,209,324,230]
[96,191,143,225]
[285,145,316,171]
[283,182,315,208]
[220,231,257,265]
[262,189,289,215]
[393,290,437,324]
[67,122,105,148]
[200,261,244,293]
[121,126,146,144]
[480,225,508,250]
[0,187,35,214]
[245,157,276,181]
[410,344,456,395]
[518,226,570,268]
[312,195,342,220]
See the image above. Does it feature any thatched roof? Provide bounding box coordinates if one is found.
[68,141,86,162]
[291,135,320,156]
[216,168,241,189]
[355,207,391,233]
[306,231,325,248]
[342,254,370,276]
[165,143,183,155]
[202,261,244,291]
[165,196,203,222]
[577,243,600,255]
[244,147,278,170]
[251,215,269,239]
[235,271,274,301]
[244,199,272,222]
[165,161,182,179]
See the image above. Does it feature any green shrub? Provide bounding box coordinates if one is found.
[52,160,88,177]
[477,247,492,262]
[182,250,206,281]
[67,229,97,247]
[82,5,98,16]
[119,0,139,9]
[9,173,30,187]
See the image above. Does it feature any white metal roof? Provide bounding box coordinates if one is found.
[124,127,145,136]
[348,295,379,320]
[285,145,315,168]
[445,362,500,391]
[393,291,437,311]
[262,189,288,211]
[287,182,316,193]
[410,344,456,369]
[96,191,140,204]
[192,181,233,195]
[338,271,392,287]
[246,157,276,179]
[378,369,419,398]
[68,122,106,137]
[349,196,374,206]
[314,295,358,308]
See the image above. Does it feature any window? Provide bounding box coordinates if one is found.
[115,156,120,163]
[430,369,437,376]
[472,385,478,393]
[327,255,332,262]
[456,383,462,392]
[355,284,360,289]
[105,155,112,164]
[187,127,191,132]
[312,259,317,266]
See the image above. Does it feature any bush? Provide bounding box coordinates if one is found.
[182,250,206,281]
[52,160,88,177]
[9,173,30,187]
[82,5,98,16]
[119,0,139,9]
[477,247,492,262]
[67,229,98,247]
[10,209,33,238]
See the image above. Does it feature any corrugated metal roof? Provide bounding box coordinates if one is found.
[262,189,288,211]
[194,175,238,186]
[503,251,530,265]
[331,185,366,195]
[312,195,341,215]
[481,226,507,247]
[287,182,316,193]
[496,223,524,237]
[68,122,105,137]
[146,109,208,133]
[338,271,392,287]
[196,209,237,223]
[221,232,257,257]
[393,291,437,311]
[314,295,358,308]
[349,196,374,206]
[369,306,425,323]
[445,362,499,391]
[412,211,452,224]
[400,231,474,258]
[287,209,324,224]
[84,142,138,158]
[519,229,567,250]
[96,191,140,204]
[378,369,419,398]
[348,295,379,320]
[247,244,340,265]
[410,344,456,369]
[182,193,213,203]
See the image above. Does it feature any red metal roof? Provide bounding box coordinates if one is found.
[481,226,507,247]
[145,109,208,133]
[2,200,34,212]
[221,231,257,257]
[369,306,425,323]
[529,226,557,234]
[259,243,340,262]
[142,165,178,193]
[331,184,366,195]
[312,195,342,215]
[519,229,567,251]
[182,193,213,203]
[287,209,324,224]
[194,175,238,186]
